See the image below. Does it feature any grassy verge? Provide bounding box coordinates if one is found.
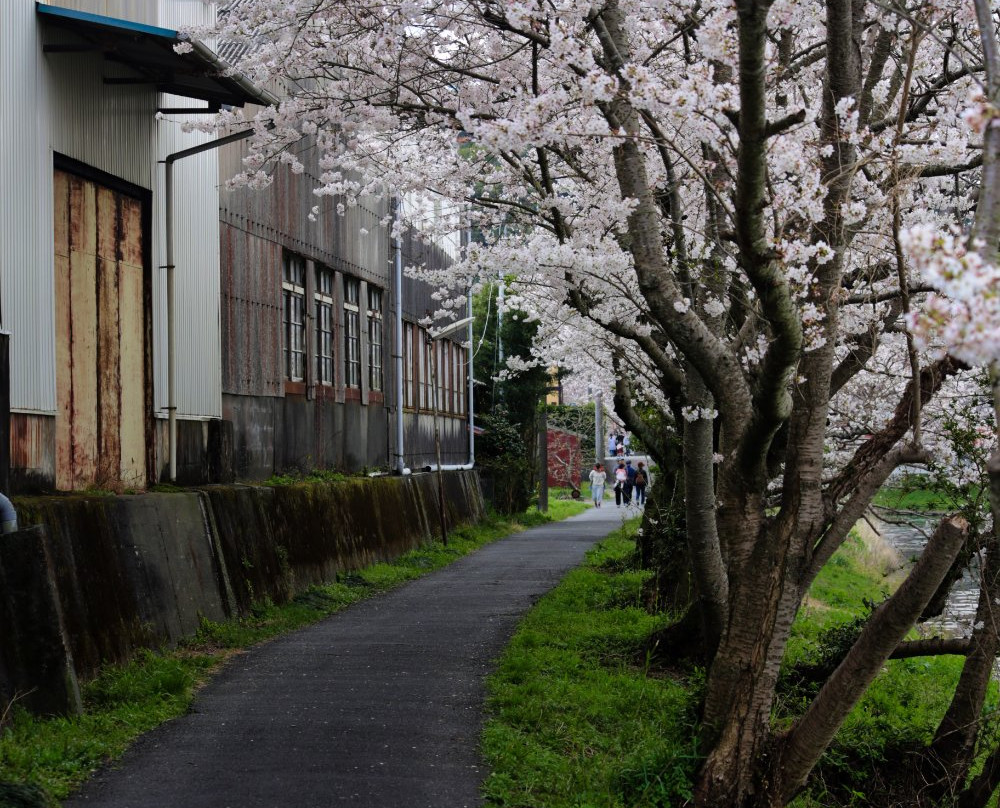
[482,517,700,808]
[523,486,590,525]
[872,486,953,511]
[483,520,992,808]
[0,504,586,803]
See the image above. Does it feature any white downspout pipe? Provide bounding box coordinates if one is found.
[162,126,273,481]
[394,195,408,475]
[467,283,474,467]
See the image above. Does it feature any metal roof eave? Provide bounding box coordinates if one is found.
[36,3,278,109]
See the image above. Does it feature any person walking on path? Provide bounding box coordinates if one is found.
[63,508,624,808]
[607,432,617,457]
[623,459,636,505]
[634,461,649,506]
[613,460,627,507]
[588,463,606,507]
[622,433,631,456]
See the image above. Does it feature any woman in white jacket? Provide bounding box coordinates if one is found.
[588,463,606,508]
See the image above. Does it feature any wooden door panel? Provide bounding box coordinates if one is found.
[54,169,147,490]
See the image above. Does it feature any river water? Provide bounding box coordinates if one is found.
[873,513,980,637]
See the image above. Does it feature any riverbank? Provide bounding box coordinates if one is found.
[482,519,975,807]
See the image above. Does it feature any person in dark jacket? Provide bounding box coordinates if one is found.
[623,459,636,505]
[613,461,627,506]
[634,461,649,505]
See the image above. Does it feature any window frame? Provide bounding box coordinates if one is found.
[314,265,335,387]
[367,286,383,393]
[343,276,361,389]
[282,253,307,383]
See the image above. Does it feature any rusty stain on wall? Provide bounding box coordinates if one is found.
[53,169,147,491]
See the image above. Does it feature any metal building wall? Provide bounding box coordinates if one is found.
[219,137,391,290]
[39,1,158,26]
[0,1,57,414]
[153,0,222,420]
[44,32,158,193]
[157,0,216,30]
[219,136,392,398]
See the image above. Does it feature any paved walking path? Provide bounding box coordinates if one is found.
[65,504,629,808]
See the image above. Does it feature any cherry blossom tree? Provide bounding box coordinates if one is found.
[201,1,1000,804]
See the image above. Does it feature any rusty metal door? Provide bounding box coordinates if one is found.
[54,169,147,491]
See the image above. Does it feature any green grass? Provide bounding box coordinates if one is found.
[482,518,700,808]
[872,486,954,511]
[522,487,590,525]
[264,468,352,486]
[783,530,995,806]
[0,507,579,802]
[484,518,995,808]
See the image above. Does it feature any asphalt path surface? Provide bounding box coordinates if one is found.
[65,503,628,808]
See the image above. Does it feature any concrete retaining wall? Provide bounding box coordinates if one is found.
[0,470,482,714]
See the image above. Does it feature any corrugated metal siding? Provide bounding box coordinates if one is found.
[38,2,216,35]
[44,39,157,192]
[401,227,459,320]
[38,1,159,26]
[153,101,224,418]
[157,0,216,30]
[1,2,57,413]
[220,138,391,289]
[220,222,283,397]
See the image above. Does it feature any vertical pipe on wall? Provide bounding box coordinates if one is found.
[594,390,603,463]
[467,285,474,467]
[0,331,9,495]
[393,195,406,475]
[162,128,265,482]
[165,161,177,481]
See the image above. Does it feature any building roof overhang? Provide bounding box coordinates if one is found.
[36,3,278,111]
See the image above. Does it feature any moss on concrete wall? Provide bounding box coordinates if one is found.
[2,471,483,712]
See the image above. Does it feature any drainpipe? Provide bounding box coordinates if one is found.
[467,282,475,468]
[393,195,408,475]
[161,125,275,481]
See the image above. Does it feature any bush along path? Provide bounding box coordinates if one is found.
[52,504,620,808]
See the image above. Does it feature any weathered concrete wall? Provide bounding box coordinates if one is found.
[3,470,482,713]
[0,525,82,716]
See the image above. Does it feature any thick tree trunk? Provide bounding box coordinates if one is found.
[694,515,800,808]
[684,370,728,657]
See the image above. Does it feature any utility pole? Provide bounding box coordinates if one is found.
[537,401,548,513]
[594,390,603,464]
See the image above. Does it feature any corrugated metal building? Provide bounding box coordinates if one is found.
[1,0,269,491]
[217,138,471,479]
[1,0,471,491]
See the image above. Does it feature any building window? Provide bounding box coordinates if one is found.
[315,266,335,386]
[368,287,383,392]
[344,276,361,388]
[454,344,465,415]
[418,329,429,409]
[403,322,415,408]
[283,254,306,381]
